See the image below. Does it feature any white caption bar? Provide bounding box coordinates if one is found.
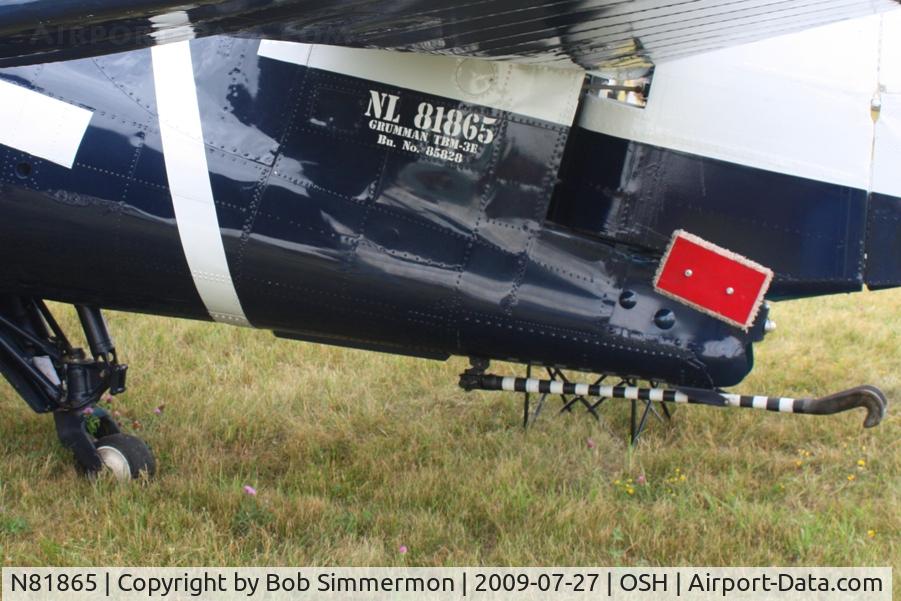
[1,567,891,601]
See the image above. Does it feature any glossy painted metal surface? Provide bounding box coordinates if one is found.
[866,193,901,289]
[0,48,208,319]
[0,0,898,71]
[0,37,773,388]
[550,126,882,299]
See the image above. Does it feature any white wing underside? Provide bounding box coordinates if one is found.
[580,10,901,198]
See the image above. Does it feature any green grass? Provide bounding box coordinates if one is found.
[0,291,898,581]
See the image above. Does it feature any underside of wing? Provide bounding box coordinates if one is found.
[0,0,899,70]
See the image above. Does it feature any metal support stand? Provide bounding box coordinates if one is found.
[556,369,606,418]
[520,366,671,444]
[520,365,610,428]
[629,379,672,445]
[464,358,672,441]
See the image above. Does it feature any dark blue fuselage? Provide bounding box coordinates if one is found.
[0,36,820,389]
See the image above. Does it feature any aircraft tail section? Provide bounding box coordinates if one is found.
[550,126,901,300]
[555,10,901,300]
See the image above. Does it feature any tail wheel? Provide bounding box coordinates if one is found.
[94,433,156,480]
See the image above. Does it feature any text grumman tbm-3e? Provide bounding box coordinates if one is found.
[0,0,897,479]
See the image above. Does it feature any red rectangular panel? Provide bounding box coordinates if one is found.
[654,230,774,330]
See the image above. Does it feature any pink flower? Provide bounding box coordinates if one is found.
[243,485,257,496]
[398,545,408,554]
[636,474,647,485]
[153,407,162,414]
[82,406,94,416]
[101,393,113,403]
[586,438,597,449]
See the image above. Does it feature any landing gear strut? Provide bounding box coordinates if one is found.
[0,297,155,479]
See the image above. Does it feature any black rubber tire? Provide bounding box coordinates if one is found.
[94,433,156,480]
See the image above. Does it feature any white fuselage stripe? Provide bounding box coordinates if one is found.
[0,79,92,168]
[151,41,250,327]
[258,40,585,126]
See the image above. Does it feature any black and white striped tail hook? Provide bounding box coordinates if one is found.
[677,384,888,428]
[459,374,888,429]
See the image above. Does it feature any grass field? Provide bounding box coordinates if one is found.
[0,291,898,582]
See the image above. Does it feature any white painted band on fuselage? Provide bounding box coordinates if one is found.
[0,80,92,168]
[258,40,585,127]
[579,12,901,196]
[149,11,196,44]
[151,41,251,327]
